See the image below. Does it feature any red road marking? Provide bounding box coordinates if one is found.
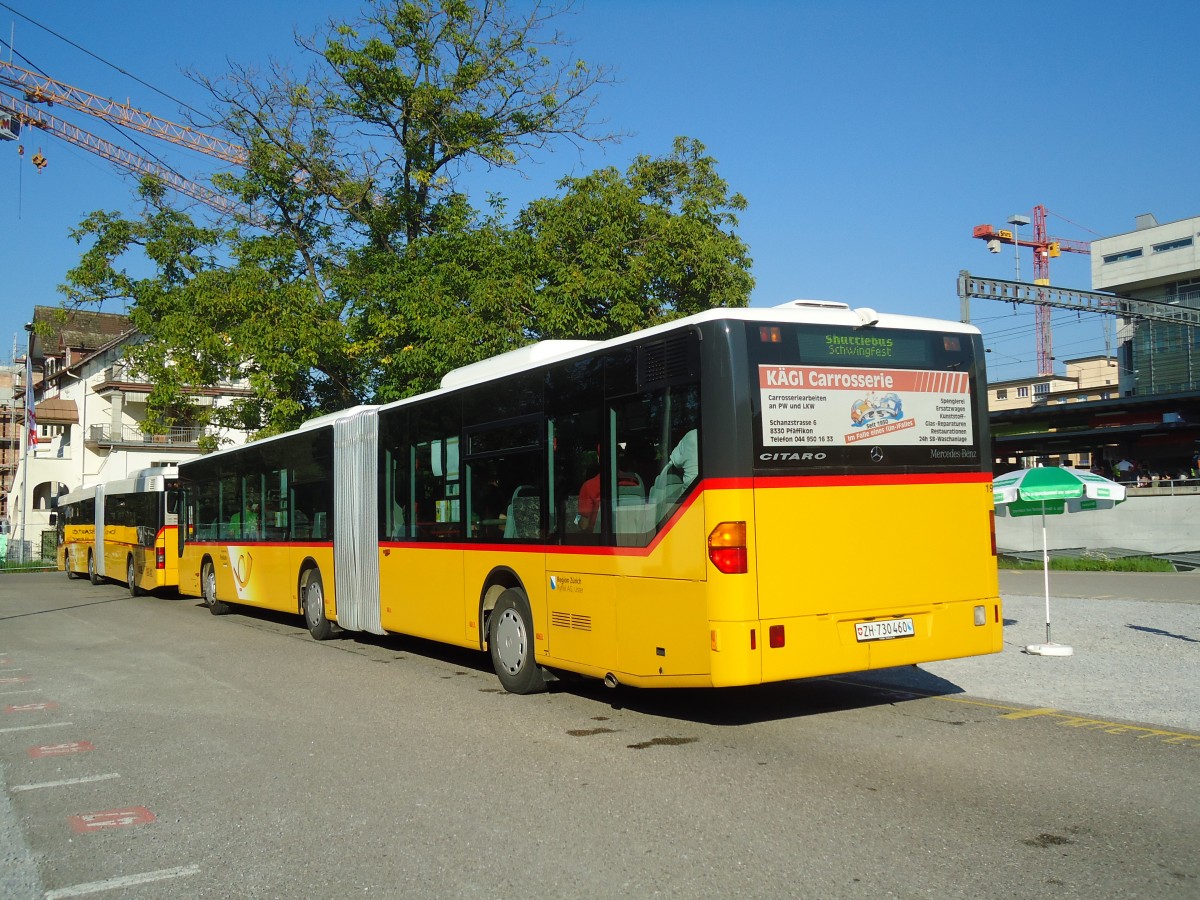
[68,807,156,833]
[0,676,31,684]
[28,740,95,758]
[5,702,58,713]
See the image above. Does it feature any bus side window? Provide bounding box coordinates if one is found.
[408,404,462,542]
[380,410,411,541]
[546,358,603,546]
[612,384,700,547]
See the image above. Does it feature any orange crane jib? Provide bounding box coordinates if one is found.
[0,60,246,165]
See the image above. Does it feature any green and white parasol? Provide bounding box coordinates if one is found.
[992,467,1128,656]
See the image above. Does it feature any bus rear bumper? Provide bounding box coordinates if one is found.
[754,597,1004,685]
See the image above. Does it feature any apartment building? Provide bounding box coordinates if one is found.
[5,306,252,555]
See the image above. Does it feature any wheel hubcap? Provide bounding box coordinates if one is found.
[494,608,527,675]
[306,583,322,623]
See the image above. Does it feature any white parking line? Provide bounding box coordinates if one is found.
[12,773,120,792]
[44,865,201,899]
[0,689,40,695]
[0,722,72,735]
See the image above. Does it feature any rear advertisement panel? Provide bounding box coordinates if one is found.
[747,324,985,471]
[759,365,972,447]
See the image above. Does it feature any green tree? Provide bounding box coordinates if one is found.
[348,137,754,399]
[63,181,358,441]
[521,136,753,340]
[62,1,753,441]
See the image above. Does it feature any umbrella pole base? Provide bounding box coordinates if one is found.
[1025,642,1074,657]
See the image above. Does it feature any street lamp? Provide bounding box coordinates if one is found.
[18,322,33,563]
[1007,214,1030,283]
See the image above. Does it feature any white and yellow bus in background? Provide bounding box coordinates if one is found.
[58,466,182,596]
[177,301,1001,693]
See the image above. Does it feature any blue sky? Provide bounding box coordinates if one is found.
[1,0,1196,382]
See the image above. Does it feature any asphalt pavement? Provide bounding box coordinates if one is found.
[867,569,1200,734]
[1,569,1198,899]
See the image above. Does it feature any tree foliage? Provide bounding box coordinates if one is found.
[62,0,753,441]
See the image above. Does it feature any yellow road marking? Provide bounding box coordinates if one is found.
[999,707,1060,719]
[844,680,1200,747]
[992,705,1200,745]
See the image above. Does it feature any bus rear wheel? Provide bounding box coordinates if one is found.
[88,552,101,586]
[127,557,142,597]
[488,588,546,695]
[202,560,230,615]
[303,569,334,641]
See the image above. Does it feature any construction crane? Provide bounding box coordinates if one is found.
[0,60,251,220]
[0,61,246,165]
[971,204,1090,377]
[0,92,247,217]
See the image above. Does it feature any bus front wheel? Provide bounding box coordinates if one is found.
[202,561,230,615]
[127,557,142,597]
[302,569,334,641]
[488,588,546,695]
[88,552,101,586]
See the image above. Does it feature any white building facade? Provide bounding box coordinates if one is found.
[5,308,252,560]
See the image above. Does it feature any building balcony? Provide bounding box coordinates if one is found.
[86,424,213,449]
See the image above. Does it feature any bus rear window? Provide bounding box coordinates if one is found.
[749,324,984,472]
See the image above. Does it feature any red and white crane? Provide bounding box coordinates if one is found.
[972,205,1090,376]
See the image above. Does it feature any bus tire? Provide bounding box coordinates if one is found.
[202,560,230,615]
[302,569,334,641]
[127,557,143,597]
[488,588,546,695]
[88,552,102,586]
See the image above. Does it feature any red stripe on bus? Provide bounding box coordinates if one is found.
[188,540,333,549]
[752,471,991,489]
[193,472,985,559]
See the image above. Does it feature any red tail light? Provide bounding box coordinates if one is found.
[156,548,165,570]
[708,521,748,574]
[989,509,997,556]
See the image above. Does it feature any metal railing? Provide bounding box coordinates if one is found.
[0,530,58,569]
[87,424,211,447]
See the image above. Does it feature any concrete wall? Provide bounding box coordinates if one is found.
[996,489,1200,554]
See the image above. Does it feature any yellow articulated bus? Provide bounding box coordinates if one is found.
[58,466,182,596]
[177,302,1002,693]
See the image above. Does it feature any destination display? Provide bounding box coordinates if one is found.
[758,364,973,447]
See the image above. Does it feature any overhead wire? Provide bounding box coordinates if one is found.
[0,0,210,121]
[0,2,221,198]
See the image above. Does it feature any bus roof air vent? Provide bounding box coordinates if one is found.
[855,307,880,327]
[773,299,851,311]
